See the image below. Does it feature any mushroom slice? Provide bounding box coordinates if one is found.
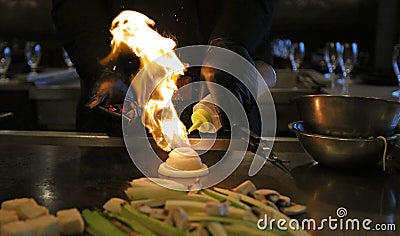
[280,203,307,216]
[253,189,280,203]
[190,224,210,236]
[165,207,190,231]
[261,199,279,211]
[232,180,256,195]
[276,195,291,207]
[137,205,152,214]
[149,208,168,220]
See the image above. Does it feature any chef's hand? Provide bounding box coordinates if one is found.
[201,38,257,112]
[201,38,260,134]
[86,71,129,109]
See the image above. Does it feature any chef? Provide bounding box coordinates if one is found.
[52,0,278,134]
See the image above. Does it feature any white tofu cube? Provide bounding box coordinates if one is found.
[1,198,30,211]
[0,210,19,226]
[16,201,48,220]
[1,221,35,236]
[103,198,127,214]
[1,199,48,220]
[56,208,84,235]
[26,215,60,236]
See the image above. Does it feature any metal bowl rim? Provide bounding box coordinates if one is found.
[295,94,400,107]
[288,121,398,142]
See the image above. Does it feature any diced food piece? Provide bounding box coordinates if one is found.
[205,202,228,216]
[137,205,152,214]
[103,198,127,214]
[232,180,256,195]
[149,208,168,220]
[1,221,35,236]
[277,195,291,207]
[189,224,209,236]
[0,210,18,226]
[206,222,227,236]
[164,207,190,231]
[253,189,280,203]
[26,215,60,236]
[280,203,307,216]
[1,198,30,211]
[56,208,84,235]
[242,209,258,222]
[1,198,48,220]
[16,200,48,220]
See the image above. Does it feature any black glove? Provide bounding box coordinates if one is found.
[86,71,129,109]
[201,38,260,134]
[202,38,257,109]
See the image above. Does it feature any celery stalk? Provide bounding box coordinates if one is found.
[82,209,129,236]
[129,194,216,208]
[202,189,249,210]
[130,199,166,207]
[207,222,228,236]
[214,187,242,199]
[107,212,157,236]
[121,204,195,236]
[86,226,105,236]
[223,224,287,236]
[130,178,186,190]
[165,200,206,213]
[188,214,255,228]
[227,206,246,219]
[125,186,185,200]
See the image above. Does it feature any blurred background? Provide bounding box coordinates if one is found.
[0,0,399,134]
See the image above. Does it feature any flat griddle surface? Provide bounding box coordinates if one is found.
[0,136,399,236]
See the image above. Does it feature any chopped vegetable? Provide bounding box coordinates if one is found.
[165,200,206,213]
[82,178,309,236]
[202,189,249,210]
[206,222,227,236]
[106,211,157,236]
[82,209,129,236]
[121,204,194,236]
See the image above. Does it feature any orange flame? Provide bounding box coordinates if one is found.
[106,10,189,151]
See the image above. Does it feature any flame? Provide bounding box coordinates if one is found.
[105,10,189,151]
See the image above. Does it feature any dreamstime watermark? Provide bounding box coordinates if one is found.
[257,207,397,232]
[122,45,276,190]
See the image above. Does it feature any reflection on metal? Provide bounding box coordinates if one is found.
[0,0,38,8]
[0,130,301,151]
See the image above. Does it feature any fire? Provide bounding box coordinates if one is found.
[104,10,190,151]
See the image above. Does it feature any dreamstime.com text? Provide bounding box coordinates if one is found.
[257,207,396,232]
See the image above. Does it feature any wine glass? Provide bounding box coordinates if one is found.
[62,48,74,68]
[25,41,42,73]
[340,42,358,78]
[391,44,400,98]
[337,42,358,94]
[0,42,12,81]
[324,42,341,87]
[289,41,305,71]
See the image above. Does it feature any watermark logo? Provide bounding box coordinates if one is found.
[336,207,347,218]
[257,207,396,232]
[122,45,276,189]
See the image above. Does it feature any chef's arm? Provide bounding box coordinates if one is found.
[52,0,131,108]
[200,0,278,134]
[206,0,278,88]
